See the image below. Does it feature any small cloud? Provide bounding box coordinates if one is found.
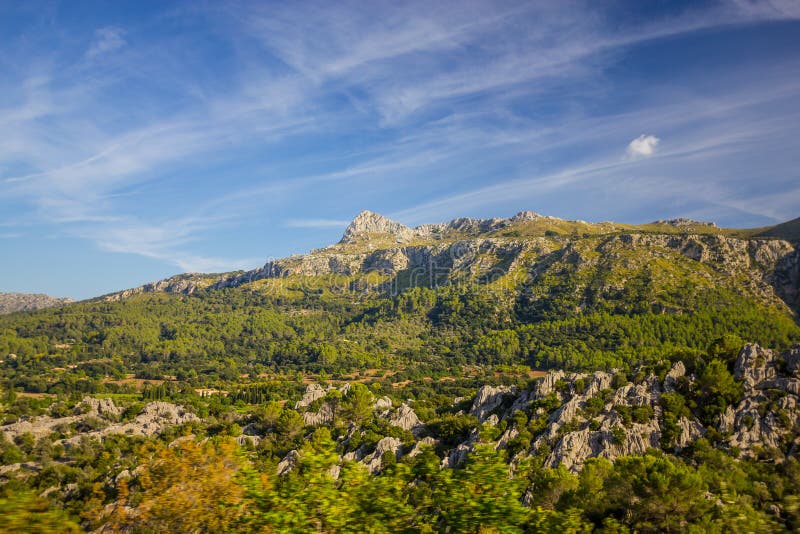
[0,233,21,239]
[285,218,350,229]
[86,26,127,59]
[626,134,660,158]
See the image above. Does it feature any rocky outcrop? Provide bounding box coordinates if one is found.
[663,361,686,393]
[277,450,299,476]
[295,384,328,409]
[442,429,480,468]
[431,344,800,472]
[79,397,124,420]
[783,345,800,373]
[303,404,334,426]
[1,398,199,447]
[734,344,778,387]
[373,396,393,411]
[362,437,403,474]
[609,233,794,272]
[408,436,438,457]
[389,404,422,433]
[716,343,800,457]
[769,245,800,317]
[86,346,800,480]
[471,385,514,421]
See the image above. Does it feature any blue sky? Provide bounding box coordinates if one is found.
[1,0,799,299]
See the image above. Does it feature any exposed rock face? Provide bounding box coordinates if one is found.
[0,293,73,314]
[610,233,794,272]
[770,248,800,311]
[415,217,509,239]
[92,209,799,325]
[441,427,481,468]
[303,404,334,426]
[717,343,800,456]
[295,383,357,426]
[784,345,800,373]
[408,436,438,457]
[676,417,705,448]
[510,210,544,222]
[373,396,393,410]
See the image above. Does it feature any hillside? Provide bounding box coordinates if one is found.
[2,210,800,531]
[0,293,73,315]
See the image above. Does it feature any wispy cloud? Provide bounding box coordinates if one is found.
[85,26,127,59]
[1,0,799,292]
[76,214,261,273]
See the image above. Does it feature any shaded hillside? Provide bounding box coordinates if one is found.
[757,216,800,243]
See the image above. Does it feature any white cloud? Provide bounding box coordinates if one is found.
[626,134,660,158]
[86,26,127,59]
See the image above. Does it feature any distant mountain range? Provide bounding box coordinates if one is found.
[0,292,73,315]
[5,211,800,310]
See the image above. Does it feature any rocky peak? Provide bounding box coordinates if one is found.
[510,210,543,222]
[340,210,413,244]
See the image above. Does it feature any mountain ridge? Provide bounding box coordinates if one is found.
[93,210,800,318]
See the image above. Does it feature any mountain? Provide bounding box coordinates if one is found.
[0,292,73,314]
[101,210,800,316]
[1,207,796,381]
